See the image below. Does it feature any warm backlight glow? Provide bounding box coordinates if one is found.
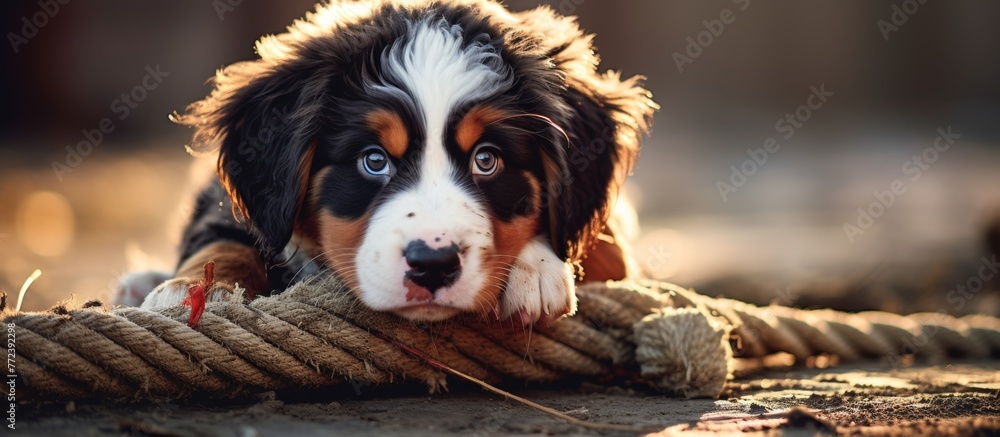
[16,191,76,257]
[634,228,693,279]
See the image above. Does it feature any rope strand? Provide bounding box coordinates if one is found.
[5,276,999,403]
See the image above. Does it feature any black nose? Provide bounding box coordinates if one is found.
[404,240,461,292]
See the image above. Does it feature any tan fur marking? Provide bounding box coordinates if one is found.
[455,106,510,153]
[176,242,270,299]
[296,141,317,218]
[366,110,408,158]
[578,231,628,282]
[492,172,542,258]
[295,166,330,244]
[318,211,370,290]
[579,204,641,282]
[475,173,542,315]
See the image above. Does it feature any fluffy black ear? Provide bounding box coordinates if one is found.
[517,7,657,266]
[544,74,654,267]
[173,39,335,259]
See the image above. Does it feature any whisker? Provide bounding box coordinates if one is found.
[486,113,571,147]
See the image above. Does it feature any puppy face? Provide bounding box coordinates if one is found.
[311,19,548,319]
[176,0,654,322]
[314,113,543,321]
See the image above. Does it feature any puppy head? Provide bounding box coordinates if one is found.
[175,0,655,321]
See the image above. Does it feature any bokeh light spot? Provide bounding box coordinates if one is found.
[16,191,76,257]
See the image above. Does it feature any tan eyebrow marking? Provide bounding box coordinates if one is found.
[455,105,511,153]
[366,109,409,158]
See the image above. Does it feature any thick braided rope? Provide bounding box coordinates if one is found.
[6,276,1000,403]
[642,281,1000,362]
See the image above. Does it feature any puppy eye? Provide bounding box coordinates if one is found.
[471,143,501,177]
[359,147,391,176]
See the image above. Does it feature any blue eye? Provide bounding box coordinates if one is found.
[360,148,390,176]
[471,143,501,176]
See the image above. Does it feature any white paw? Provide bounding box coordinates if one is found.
[139,277,236,310]
[112,271,171,307]
[500,237,576,326]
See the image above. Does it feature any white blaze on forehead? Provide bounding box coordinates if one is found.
[378,17,513,180]
[353,18,511,317]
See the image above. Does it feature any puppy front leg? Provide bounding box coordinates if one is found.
[139,180,271,309]
[499,237,577,326]
[140,242,270,309]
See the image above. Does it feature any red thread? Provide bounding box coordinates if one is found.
[182,261,215,328]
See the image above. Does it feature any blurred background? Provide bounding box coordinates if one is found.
[2,1,999,315]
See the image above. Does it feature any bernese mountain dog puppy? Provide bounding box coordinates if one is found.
[119,0,655,326]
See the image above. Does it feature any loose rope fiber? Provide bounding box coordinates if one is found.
[6,275,1000,403]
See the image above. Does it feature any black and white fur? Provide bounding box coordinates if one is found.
[114,0,655,326]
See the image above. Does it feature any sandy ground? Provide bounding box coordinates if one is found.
[15,361,1000,436]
